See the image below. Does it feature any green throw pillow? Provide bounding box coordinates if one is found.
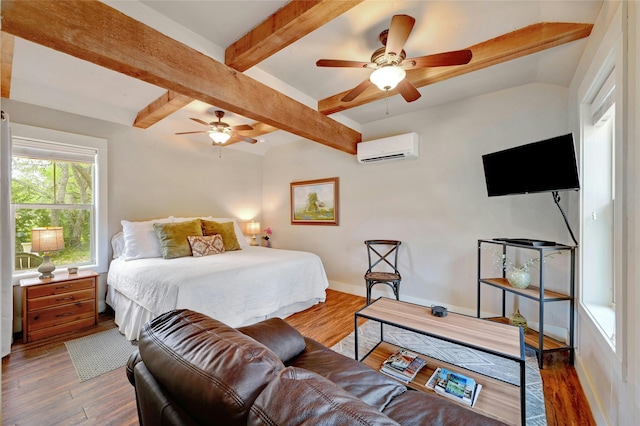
[201,220,242,251]
[153,219,203,259]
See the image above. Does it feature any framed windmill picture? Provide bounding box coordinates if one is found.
[290,177,339,226]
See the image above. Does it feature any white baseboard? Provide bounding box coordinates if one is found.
[327,280,475,315]
[574,352,609,425]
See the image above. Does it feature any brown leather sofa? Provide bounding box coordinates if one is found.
[126,309,505,425]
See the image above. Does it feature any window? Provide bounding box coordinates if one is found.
[580,60,620,348]
[10,124,108,275]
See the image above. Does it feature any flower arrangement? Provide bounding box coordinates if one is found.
[488,247,558,273]
[262,227,272,241]
[487,247,562,289]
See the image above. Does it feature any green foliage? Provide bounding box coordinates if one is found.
[306,192,319,212]
[12,156,94,267]
[293,191,334,221]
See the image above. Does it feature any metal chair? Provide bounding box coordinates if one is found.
[364,240,402,305]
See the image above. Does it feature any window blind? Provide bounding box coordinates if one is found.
[590,69,615,126]
[12,137,96,164]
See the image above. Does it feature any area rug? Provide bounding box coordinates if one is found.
[64,328,138,382]
[331,321,547,426]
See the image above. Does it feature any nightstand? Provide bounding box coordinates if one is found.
[21,270,99,343]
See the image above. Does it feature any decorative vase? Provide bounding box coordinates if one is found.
[264,240,271,248]
[506,268,531,289]
[508,309,528,333]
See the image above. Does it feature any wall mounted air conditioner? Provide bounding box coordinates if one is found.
[357,132,419,164]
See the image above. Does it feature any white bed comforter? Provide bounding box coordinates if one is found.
[107,246,329,327]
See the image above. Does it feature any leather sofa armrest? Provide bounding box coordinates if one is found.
[238,318,306,362]
[134,361,198,426]
[127,350,142,387]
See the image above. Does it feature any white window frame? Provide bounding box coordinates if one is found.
[578,27,624,355]
[10,124,108,278]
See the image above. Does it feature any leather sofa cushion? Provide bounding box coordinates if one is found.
[289,337,406,411]
[248,367,401,426]
[238,317,306,362]
[139,309,284,426]
[382,390,508,426]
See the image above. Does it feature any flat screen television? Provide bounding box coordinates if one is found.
[482,133,580,197]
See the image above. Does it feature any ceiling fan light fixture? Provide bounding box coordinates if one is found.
[369,65,406,91]
[208,131,231,144]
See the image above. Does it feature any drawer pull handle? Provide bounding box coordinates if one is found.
[56,312,73,318]
[55,285,73,290]
[56,296,74,301]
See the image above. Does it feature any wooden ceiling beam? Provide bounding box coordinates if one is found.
[318,22,593,115]
[2,0,361,153]
[133,90,193,129]
[225,0,363,72]
[135,0,362,135]
[1,32,15,98]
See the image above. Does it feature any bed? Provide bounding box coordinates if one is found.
[106,217,329,340]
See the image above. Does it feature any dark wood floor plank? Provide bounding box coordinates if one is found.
[2,289,594,425]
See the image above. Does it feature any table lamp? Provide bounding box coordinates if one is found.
[246,221,260,246]
[31,227,65,279]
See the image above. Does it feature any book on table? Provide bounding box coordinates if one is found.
[426,367,482,407]
[379,348,427,384]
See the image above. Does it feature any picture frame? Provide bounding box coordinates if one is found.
[290,177,339,226]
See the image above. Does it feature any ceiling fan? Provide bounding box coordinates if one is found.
[316,14,473,103]
[175,110,257,145]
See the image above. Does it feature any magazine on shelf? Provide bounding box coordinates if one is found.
[426,367,482,407]
[379,348,427,383]
[384,347,420,370]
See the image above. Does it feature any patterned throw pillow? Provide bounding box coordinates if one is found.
[187,234,225,257]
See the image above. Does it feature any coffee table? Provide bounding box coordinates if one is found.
[355,298,526,426]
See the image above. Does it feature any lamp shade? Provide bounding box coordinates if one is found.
[31,227,65,253]
[209,131,231,144]
[369,65,406,91]
[246,221,261,235]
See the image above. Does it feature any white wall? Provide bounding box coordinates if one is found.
[568,1,640,424]
[263,83,572,323]
[3,98,263,326]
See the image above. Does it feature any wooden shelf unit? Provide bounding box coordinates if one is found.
[480,278,571,302]
[477,239,576,368]
[355,298,526,426]
[487,317,569,351]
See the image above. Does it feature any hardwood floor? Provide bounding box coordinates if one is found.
[2,289,594,425]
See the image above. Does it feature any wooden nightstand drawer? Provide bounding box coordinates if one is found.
[27,317,97,342]
[26,277,95,299]
[27,288,95,311]
[21,270,99,343]
[27,299,95,332]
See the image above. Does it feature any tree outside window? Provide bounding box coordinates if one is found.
[12,156,94,270]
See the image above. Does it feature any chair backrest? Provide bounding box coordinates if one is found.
[364,240,401,274]
[15,252,43,270]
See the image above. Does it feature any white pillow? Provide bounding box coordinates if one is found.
[171,216,250,249]
[121,217,172,260]
[111,231,125,259]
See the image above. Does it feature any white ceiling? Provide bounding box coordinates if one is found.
[7,0,603,155]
